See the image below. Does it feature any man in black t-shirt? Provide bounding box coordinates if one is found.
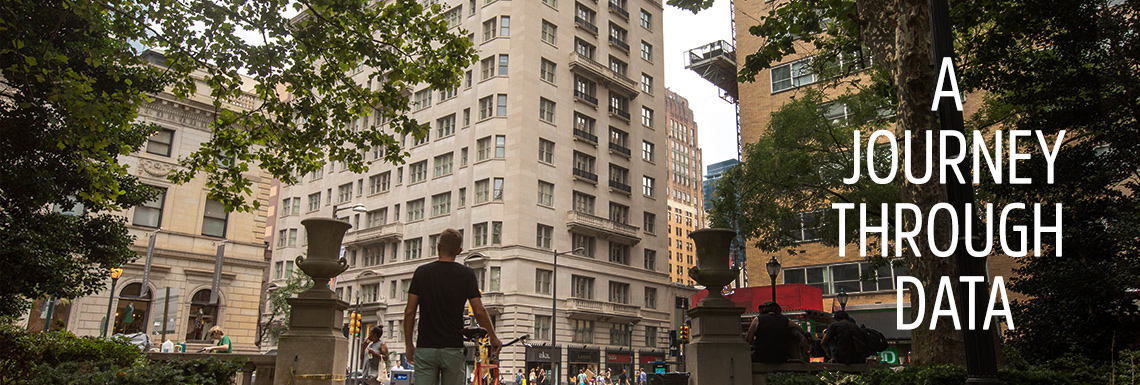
[820,311,867,364]
[405,228,501,385]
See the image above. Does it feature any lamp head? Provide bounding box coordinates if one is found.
[110,267,124,280]
[837,288,849,307]
[765,256,781,278]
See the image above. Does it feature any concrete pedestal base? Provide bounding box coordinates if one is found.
[274,288,349,385]
[685,298,751,385]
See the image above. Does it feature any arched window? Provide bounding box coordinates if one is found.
[114,283,152,335]
[185,289,218,341]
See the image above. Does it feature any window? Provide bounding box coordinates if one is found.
[481,57,495,80]
[783,261,905,295]
[609,127,629,152]
[771,58,817,92]
[540,59,556,83]
[610,92,629,118]
[475,179,490,203]
[640,41,653,61]
[535,268,554,294]
[539,98,556,123]
[538,139,554,163]
[500,16,510,36]
[362,284,378,303]
[572,233,596,258]
[495,135,506,158]
[642,141,654,162]
[572,191,595,214]
[609,281,630,304]
[201,199,228,237]
[609,24,628,51]
[366,209,386,228]
[458,187,466,207]
[431,193,451,216]
[541,21,557,45]
[640,9,652,29]
[407,199,425,221]
[409,161,428,183]
[473,222,488,247]
[609,202,629,224]
[482,18,496,41]
[642,106,654,127]
[275,261,284,277]
[609,242,630,265]
[574,75,597,105]
[571,275,595,299]
[404,238,423,260]
[574,112,596,137]
[291,198,300,215]
[645,325,658,347]
[463,108,471,126]
[477,136,492,161]
[534,315,552,341]
[493,177,504,200]
[572,319,594,343]
[609,164,629,192]
[573,152,595,178]
[643,249,656,271]
[444,6,462,27]
[146,129,174,156]
[575,38,595,60]
[490,266,501,291]
[641,73,653,93]
[536,224,553,249]
[185,289,217,341]
[479,96,494,119]
[439,87,457,101]
[784,210,823,242]
[537,181,554,206]
[499,54,509,76]
[132,186,165,227]
[465,70,473,88]
[307,192,321,211]
[643,176,655,196]
[414,89,432,110]
[434,153,454,177]
[497,94,507,116]
[542,0,557,7]
[437,115,456,138]
[369,172,391,194]
[609,56,627,76]
[610,322,631,346]
[338,183,352,203]
[288,229,297,246]
[277,230,287,248]
[577,3,597,29]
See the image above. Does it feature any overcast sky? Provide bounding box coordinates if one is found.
[662,0,739,174]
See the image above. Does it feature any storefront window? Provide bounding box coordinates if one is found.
[113,283,152,335]
[186,289,217,341]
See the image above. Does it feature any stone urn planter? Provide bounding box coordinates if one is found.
[297,218,351,296]
[687,228,740,306]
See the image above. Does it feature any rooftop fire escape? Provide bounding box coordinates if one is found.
[684,40,739,103]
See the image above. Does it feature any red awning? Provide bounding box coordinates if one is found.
[690,284,823,312]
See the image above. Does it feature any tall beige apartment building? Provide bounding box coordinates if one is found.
[662,89,703,287]
[26,51,272,353]
[267,0,695,379]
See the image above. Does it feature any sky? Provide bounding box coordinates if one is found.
[661,0,739,174]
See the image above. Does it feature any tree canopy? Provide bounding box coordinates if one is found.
[0,0,476,317]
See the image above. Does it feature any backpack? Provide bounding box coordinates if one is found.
[860,325,889,353]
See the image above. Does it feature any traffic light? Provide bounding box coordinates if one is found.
[353,313,362,337]
[348,312,357,336]
[680,326,690,342]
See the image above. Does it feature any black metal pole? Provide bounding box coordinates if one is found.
[102,278,118,338]
[928,0,1001,383]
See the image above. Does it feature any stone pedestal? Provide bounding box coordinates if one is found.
[274,288,349,385]
[684,299,752,385]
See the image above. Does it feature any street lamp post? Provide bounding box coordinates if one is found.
[551,247,583,385]
[332,203,367,220]
[765,257,781,302]
[837,288,849,311]
[627,321,634,382]
[101,267,124,338]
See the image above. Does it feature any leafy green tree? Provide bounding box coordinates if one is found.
[958,0,1140,363]
[0,0,476,317]
[258,274,313,346]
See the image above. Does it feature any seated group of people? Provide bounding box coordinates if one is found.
[744,301,868,364]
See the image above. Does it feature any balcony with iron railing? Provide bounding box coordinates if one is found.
[568,52,639,97]
[574,89,599,106]
[575,16,598,35]
[573,127,598,144]
[344,222,403,246]
[609,105,631,121]
[608,142,631,158]
[565,210,640,244]
[573,167,599,183]
[608,2,629,19]
[609,179,632,194]
[609,35,630,52]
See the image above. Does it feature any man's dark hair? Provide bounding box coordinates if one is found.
[758,301,782,314]
[834,310,850,321]
[439,228,462,255]
[370,325,383,338]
